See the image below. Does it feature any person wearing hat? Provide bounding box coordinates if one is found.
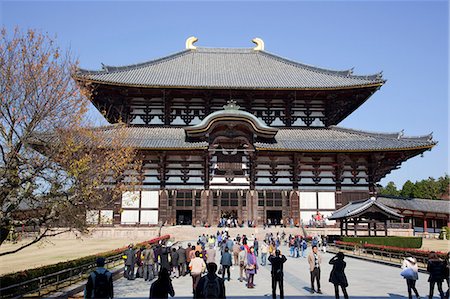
[268,249,287,299]
[85,257,113,298]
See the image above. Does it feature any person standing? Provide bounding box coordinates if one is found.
[124,244,136,280]
[427,251,446,298]
[85,257,113,299]
[401,256,420,299]
[254,238,259,257]
[142,245,155,281]
[189,251,206,297]
[177,245,187,277]
[260,240,269,266]
[308,245,322,294]
[206,244,216,264]
[160,244,171,272]
[170,247,180,278]
[149,268,175,299]
[301,239,307,258]
[195,263,226,299]
[238,245,247,282]
[220,247,232,281]
[185,243,192,275]
[268,249,287,299]
[232,242,240,266]
[329,252,349,299]
[246,246,258,288]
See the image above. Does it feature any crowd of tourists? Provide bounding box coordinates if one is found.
[84,231,450,299]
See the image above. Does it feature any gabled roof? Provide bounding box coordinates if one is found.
[75,47,384,90]
[329,197,403,220]
[377,196,450,215]
[185,101,278,139]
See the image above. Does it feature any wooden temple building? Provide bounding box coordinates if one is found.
[74,37,436,226]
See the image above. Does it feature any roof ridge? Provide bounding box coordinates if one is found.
[76,49,191,75]
[259,50,384,82]
[330,126,434,142]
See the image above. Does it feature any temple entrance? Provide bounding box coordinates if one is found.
[266,210,282,226]
[176,210,192,225]
[219,209,239,227]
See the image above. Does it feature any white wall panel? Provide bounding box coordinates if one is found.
[100,210,113,224]
[122,191,140,208]
[318,192,336,209]
[140,210,159,225]
[141,191,159,208]
[300,192,317,209]
[86,210,99,224]
[121,210,139,224]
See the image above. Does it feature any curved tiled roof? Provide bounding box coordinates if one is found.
[255,126,435,152]
[377,196,450,215]
[75,48,385,90]
[48,125,434,152]
[329,197,403,220]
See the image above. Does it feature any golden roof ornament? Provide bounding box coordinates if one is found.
[252,37,264,51]
[186,36,198,50]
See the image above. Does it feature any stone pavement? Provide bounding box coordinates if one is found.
[113,242,438,299]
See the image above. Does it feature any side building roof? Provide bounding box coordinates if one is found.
[377,196,450,215]
[75,47,384,90]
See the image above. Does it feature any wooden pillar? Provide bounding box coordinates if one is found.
[423,216,428,233]
[201,190,210,226]
[353,218,358,236]
[344,219,348,236]
[368,221,371,236]
[290,191,300,225]
[158,189,169,224]
[384,220,388,236]
[340,220,344,236]
[374,222,377,236]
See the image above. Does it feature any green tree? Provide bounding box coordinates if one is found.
[400,180,415,198]
[379,181,400,196]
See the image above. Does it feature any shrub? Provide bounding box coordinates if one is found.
[342,236,422,249]
[0,234,170,293]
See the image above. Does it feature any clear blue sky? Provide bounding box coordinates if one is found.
[2,1,448,188]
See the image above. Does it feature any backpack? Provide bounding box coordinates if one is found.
[302,241,307,250]
[202,275,220,298]
[93,271,109,298]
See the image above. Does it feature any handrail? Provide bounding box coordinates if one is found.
[0,235,171,299]
[327,243,429,269]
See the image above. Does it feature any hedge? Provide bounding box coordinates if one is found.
[0,234,170,294]
[335,240,446,259]
[342,236,422,249]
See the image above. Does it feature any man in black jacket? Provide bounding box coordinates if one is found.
[195,263,226,299]
[268,250,287,299]
[85,257,113,298]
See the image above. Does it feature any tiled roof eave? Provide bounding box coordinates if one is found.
[254,144,436,152]
[73,76,385,91]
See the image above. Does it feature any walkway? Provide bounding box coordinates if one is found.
[113,242,437,298]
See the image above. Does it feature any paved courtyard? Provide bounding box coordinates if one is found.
[113,242,438,299]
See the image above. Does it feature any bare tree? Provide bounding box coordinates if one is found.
[0,28,138,255]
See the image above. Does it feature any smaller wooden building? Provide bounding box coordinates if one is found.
[329,197,403,236]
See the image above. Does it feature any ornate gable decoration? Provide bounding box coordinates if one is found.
[184,100,278,139]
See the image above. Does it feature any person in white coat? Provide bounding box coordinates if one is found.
[401,256,420,299]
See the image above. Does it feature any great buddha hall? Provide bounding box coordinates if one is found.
[74,37,436,227]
